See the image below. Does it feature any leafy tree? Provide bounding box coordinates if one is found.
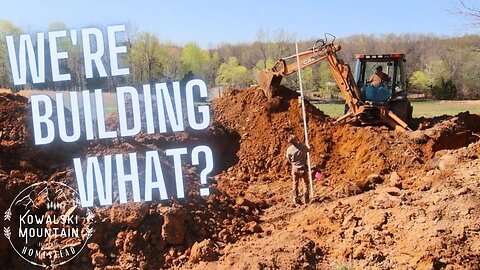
[0,20,21,89]
[424,59,451,87]
[180,43,211,78]
[46,22,86,91]
[215,57,250,87]
[455,49,480,98]
[315,62,335,88]
[162,43,182,80]
[203,51,220,86]
[66,44,85,90]
[409,71,429,93]
[300,66,314,91]
[422,60,457,99]
[431,78,457,100]
[128,32,167,84]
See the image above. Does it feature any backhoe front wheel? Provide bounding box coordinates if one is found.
[390,100,413,124]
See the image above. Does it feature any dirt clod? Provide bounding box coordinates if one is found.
[189,239,218,262]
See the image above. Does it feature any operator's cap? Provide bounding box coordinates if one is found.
[376,66,383,70]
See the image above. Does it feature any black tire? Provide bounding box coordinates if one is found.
[344,103,350,114]
[408,104,413,121]
[390,100,412,124]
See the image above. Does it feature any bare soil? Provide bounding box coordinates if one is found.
[1,86,480,269]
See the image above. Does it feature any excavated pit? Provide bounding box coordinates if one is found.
[1,87,480,269]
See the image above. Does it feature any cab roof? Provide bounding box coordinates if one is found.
[355,53,405,59]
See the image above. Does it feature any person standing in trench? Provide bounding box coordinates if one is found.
[286,135,310,205]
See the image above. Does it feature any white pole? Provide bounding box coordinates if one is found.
[295,42,314,199]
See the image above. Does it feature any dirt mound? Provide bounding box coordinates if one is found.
[0,94,88,267]
[0,93,83,207]
[211,86,331,203]
[76,136,264,269]
[0,93,29,148]
[278,140,480,269]
[204,86,480,269]
[212,87,427,202]
[0,92,264,269]
[411,112,480,156]
[189,230,324,270]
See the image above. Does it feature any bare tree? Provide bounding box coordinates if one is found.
[454,0,480,26]
[255,29,269,67]
[123,21,139,50]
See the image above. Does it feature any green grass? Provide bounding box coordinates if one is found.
[315,103,346,118]
[97,99,480,119]
[315,100,480,118]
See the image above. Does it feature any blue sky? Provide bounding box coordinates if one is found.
[1,0,477,47]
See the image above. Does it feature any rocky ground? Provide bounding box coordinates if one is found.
[0,86,479,269]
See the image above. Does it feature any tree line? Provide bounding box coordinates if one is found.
[0,20,479,99]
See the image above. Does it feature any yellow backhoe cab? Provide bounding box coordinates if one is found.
[352,53,413,125]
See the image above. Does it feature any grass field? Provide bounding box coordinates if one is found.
[315,100,480,118]
[6,89,479,119]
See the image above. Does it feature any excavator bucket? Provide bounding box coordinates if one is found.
[258,69,274,99]
[258,69,282,99]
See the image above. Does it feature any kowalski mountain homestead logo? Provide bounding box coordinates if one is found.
[3,181,94,267]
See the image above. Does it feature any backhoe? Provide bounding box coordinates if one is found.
[258,36,412,131]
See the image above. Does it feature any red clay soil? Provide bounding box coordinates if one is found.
[0,92,263,269]
[1,87,480,269]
